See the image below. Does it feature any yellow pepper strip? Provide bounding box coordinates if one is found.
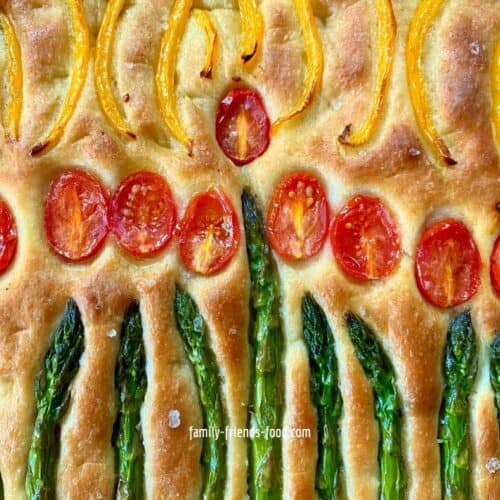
[30,0,90,156]
[0,12,22,142]
[156,0,193,153]
[238,0,263,64]
[492,39,500,145]
[95,0,136,139]
[339,0,396,146]
[194,9,218,79]
[272,0,323,133]
[406,0,456,167]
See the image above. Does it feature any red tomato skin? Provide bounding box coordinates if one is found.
[490,236,500,296]
[45,170,109,262]
[415,218,481,309]
[215,87,270,166]
[0,198,17,274]
[266,172,329,261]
[109,171,177,258]
[178,188,240,276]
[331,194,401,281]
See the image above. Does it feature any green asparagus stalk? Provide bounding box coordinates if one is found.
[114,301,147,499]
[439,310,477,500]
[242,189,283,500]
[344,312,404,500]
[302,294,342,499]
[490,332,500,424]
[174,288,227,500]
[26,299,85,500]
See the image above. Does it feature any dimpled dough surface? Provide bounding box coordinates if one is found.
[0,0,498,499]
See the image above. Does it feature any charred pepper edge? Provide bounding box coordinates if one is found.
[156,0,193,154]
[194,10,219,79]
[338,0,396,146]
[30,0,90,156]
[406,0,457,167]
[272,0,324,133]
[95,0,136,139]
[491,40,500,146]
[0,10,22,142]
[238,0,263,65]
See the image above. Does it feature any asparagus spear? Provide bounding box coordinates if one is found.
[302,293,343,499]
[174,288,227,500]
[114,301,147,499]
[26,299,85,500]
[490,332,500,424]
[344,312,404,500]
[439,310,477,500]
[242,189,283,500]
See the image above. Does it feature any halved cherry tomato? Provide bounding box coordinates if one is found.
[331,194,401,281]
[45,170,109,262]
[110,171,177,257]
[266,172,329,261]
[178,188,240,275]
[215,87,270,166]
[0,198,17,274]
[490,236,500,296]
[415,218,481,308]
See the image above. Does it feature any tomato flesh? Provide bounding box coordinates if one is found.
[0,198,17,274]
[266,172,329,260]
[178,189,240,275]
[490,236,500,296]
[331,194,401,280]
[216,87,270,166]
[45,170,109,262]
[110,172,177,257]
[415,218,480,308]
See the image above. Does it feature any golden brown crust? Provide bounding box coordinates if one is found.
[0,0,498,498]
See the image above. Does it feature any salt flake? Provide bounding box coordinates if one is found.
[486,457,500,473]
[168,409,181,429]
[469,41,481,56]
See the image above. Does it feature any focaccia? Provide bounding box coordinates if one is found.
[0,0,498,498]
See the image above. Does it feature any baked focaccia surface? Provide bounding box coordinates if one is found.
[0,0,498,498]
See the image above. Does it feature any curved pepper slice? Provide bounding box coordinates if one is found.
[95,0,136,139]
[194,9,218,79]
[272,0,323,133]
[406,0,456,167]
[339,0,396,146]
[30,0,90,156]
[0,11,22,142]
[238,0,263,65]
[492,40,500,145]
[156,0,193,153]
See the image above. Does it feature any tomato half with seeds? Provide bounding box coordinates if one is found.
[331,194,401,281]
[0,198,17,274]
[110,171,177,257]
[266,172,329,261]
[490,236,500,296]
[178,189,240,275]
[415,218,481,308]
[45,170,109,262]
[216,87,270,166]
